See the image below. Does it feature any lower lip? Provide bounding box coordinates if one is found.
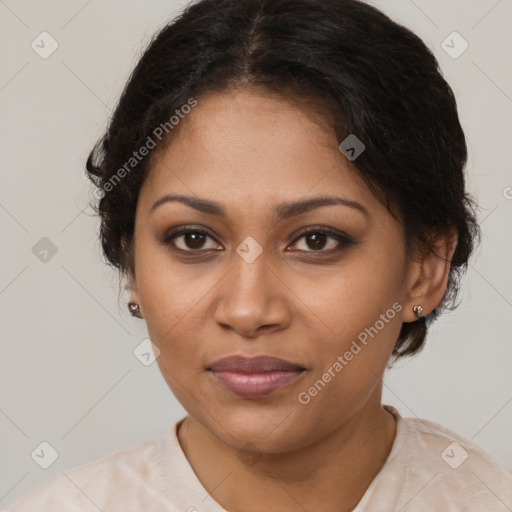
[209,370,304,398]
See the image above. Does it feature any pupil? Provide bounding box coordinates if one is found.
[186,232,205,249]
[307,233,326,250]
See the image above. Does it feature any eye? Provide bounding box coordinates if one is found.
[289,228,354,253]
[162,226,221,252]
[162,226,354,254]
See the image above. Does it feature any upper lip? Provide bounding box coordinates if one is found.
[207,355,306,373]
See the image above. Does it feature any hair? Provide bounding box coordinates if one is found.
[85,0,480,359]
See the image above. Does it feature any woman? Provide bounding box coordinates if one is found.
[8,0,511,510]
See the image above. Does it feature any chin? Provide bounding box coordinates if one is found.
[200,403,309,453]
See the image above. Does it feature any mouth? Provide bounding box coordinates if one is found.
[207,355,307,398]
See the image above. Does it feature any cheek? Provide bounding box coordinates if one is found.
[303,244,405,345]
[295,241,406,394]
[294,314,402,435]
[135,241,209,331]
[135,245,229,389]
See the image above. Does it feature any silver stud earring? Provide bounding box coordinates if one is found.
[128,302,142,318]
[412,304,423,318]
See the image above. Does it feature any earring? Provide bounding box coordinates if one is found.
[128,302,142,318]
[412,304,423,318]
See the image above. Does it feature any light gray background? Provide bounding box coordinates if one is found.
[1,0,511,506]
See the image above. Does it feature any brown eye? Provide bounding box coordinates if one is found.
[289,228,354,253]
[163,228,220,252]
[162,225,354,256]
[299,232,332,251]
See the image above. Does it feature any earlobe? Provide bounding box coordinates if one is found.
[128,302,143,318]
[403,230,458,323]
[128,272,144,319]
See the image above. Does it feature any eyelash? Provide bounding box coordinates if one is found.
[161,225,354,256]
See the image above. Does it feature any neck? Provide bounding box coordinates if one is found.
[177,397,396,512]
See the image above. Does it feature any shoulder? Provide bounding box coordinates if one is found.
[5,428,174,512]
[403,413,510,477]
[374,408,512,511]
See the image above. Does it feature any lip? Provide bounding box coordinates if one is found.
[207,355,306,398]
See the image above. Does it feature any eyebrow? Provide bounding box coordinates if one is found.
[150,194,368,219]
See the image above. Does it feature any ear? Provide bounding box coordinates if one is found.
[124,239,143,316]
[127,265,144,318]
[128,272,141,304]
[402,229,458,323]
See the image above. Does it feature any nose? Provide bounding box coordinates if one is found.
[213,248,291,339]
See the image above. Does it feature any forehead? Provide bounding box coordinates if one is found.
[139,89,378,218]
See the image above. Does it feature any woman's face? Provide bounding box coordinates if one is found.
[130,89,416,453]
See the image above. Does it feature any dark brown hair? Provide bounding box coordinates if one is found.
[85,0,480,358]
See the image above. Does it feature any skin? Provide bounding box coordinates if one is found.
[129,88,456,512]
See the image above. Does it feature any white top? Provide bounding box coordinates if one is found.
[6,406,512,511]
